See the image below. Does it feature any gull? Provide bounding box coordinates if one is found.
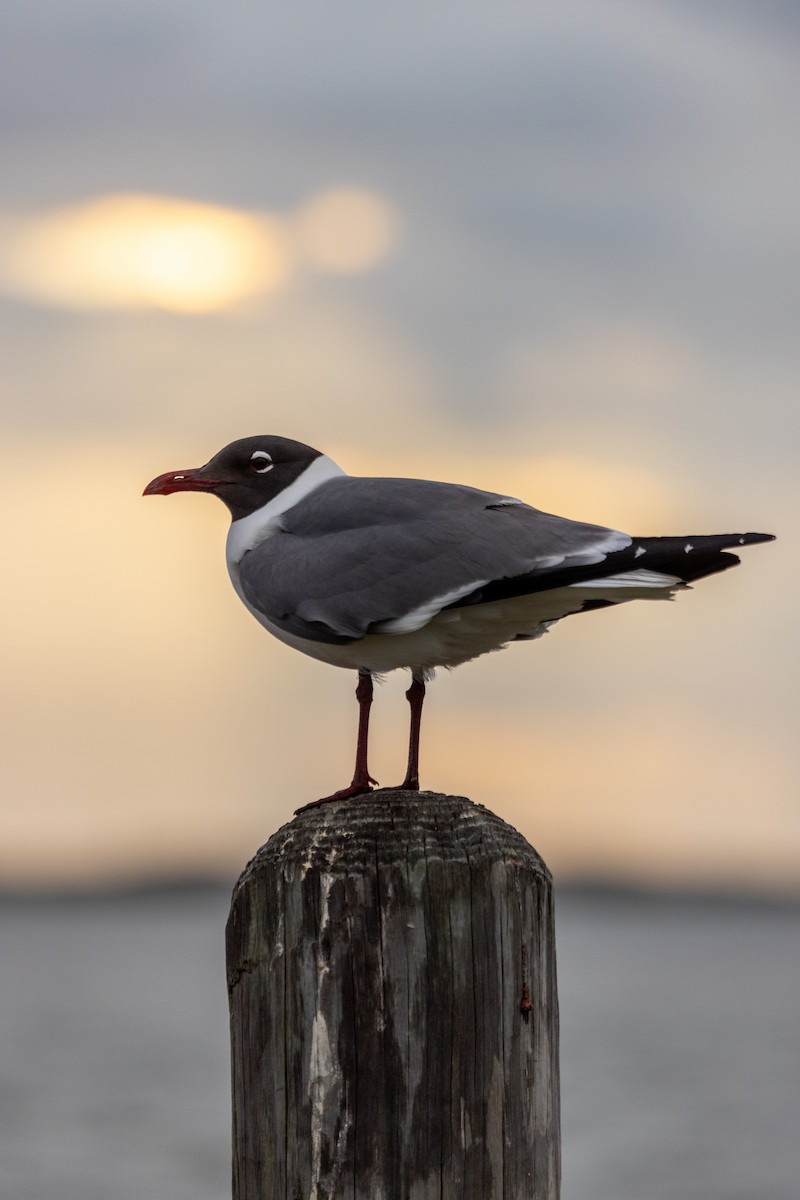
[145,436,774,806]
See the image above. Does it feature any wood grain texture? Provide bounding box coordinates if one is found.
[227,790,560,1199]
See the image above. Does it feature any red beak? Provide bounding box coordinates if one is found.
[143,467,221,497]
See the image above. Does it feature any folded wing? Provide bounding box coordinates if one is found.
[236,476,632,645]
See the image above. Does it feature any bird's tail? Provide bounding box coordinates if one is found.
[624,531,775,584]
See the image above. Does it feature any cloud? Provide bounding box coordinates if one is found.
[0,195,292,313]
[293,187,400,274]
[0,1,795,889]
[0,188,397,313]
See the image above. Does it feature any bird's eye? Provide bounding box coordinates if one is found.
[250,450,273,474]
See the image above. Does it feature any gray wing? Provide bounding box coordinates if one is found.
[236,476,631,644]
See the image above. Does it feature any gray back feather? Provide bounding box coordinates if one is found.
[237,476,629,643]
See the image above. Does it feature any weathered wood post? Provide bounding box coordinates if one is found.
[226,790,560,1199]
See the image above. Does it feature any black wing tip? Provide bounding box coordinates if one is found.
[740,532,775,545]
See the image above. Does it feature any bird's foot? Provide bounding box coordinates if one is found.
[294,775,378,815]
[386,776,420,792]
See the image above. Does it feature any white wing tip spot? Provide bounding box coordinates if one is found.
[634,545,646,558]
[684,542,694,553]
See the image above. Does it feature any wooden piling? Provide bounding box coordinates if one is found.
[226,790,560,1199]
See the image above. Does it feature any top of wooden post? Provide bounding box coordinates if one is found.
[233,788,549,893]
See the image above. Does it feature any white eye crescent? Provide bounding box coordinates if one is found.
[250,450,274,474]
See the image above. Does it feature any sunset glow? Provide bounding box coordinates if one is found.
[0,187,398,314]
[0,194,293,312]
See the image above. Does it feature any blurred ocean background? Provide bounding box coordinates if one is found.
[2,881,799,1200]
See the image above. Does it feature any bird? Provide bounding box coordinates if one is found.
[144,435,774,808]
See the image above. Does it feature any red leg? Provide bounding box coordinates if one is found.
[397,673,425,791]
[295,670,378,813]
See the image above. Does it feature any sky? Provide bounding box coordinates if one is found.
[0,0,797,891]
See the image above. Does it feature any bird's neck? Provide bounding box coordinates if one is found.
[226,454,347,565]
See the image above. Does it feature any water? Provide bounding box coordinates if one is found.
[2,886,798,1199]
[557,891,800,1200]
